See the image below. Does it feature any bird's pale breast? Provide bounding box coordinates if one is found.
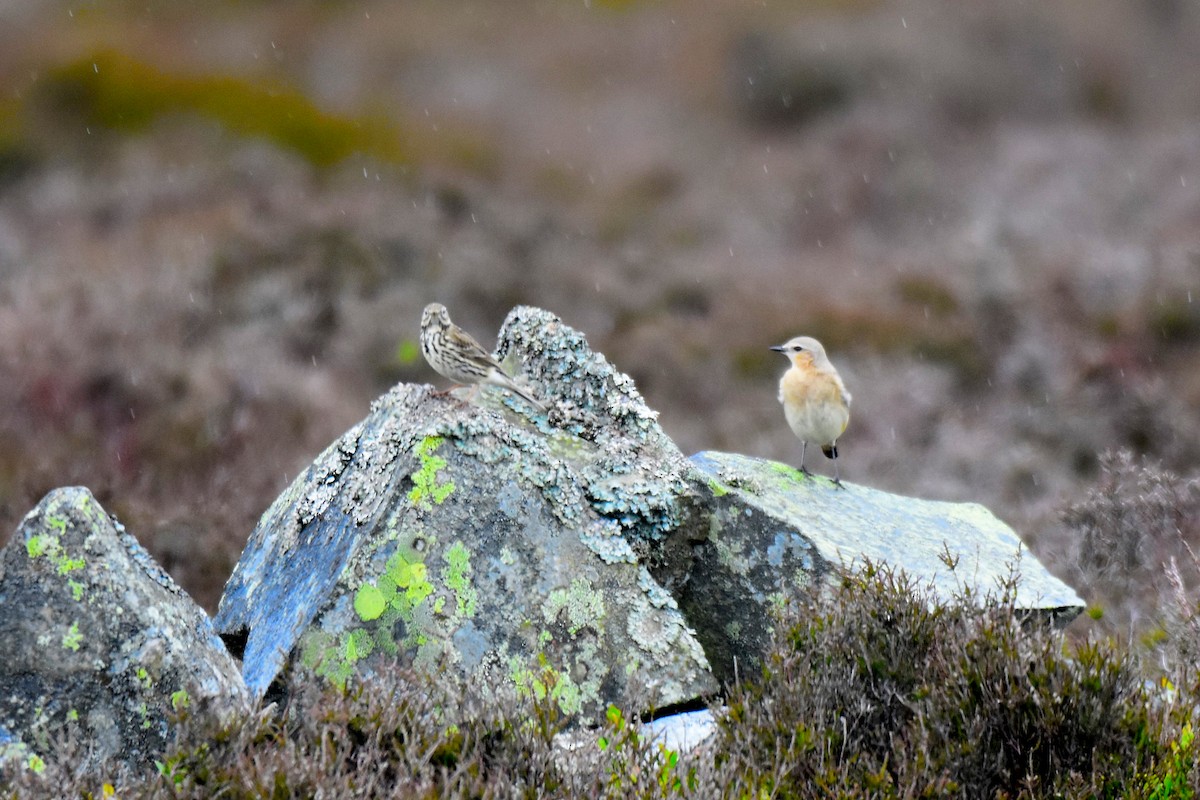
[778,365,849,445]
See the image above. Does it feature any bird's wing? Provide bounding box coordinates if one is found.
[450,327,505,369]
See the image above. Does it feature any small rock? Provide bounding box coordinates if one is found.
[683,451,1084,683]
[0,487,251,771]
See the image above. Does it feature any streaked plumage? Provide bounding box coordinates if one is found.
[420,302,546,411]
[771,336,851,486]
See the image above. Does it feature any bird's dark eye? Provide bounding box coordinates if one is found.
[792,346,803,352]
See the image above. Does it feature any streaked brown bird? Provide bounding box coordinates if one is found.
[420,302,546,411]
[771,335,851,487]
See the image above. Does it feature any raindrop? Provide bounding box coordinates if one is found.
[1182,175,1187,187]
[129,408,135,420]
[363,167,368,178]
[93,62,98,73]
[763,164,768,174]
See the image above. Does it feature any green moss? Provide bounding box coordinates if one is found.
[769,461,807,484]
[68,580,85,601]
[45,51,407,169]
[708,478,729,497]
[895,275,960,316]
[408,436,456,509]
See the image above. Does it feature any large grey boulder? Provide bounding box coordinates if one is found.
[0,487,251,771]
[681,451,1085,682]
[214,306,717,722]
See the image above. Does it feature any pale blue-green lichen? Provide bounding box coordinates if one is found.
[637,567,679,610]
[542,577,606,636]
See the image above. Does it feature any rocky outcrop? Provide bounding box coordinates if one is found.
[0,487,250,771]
[214,306,718,722]
[213,305,1085,722]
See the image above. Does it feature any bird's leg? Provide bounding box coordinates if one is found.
[831,442,845,490]
[429,385,471,404]
[798,441,812,476]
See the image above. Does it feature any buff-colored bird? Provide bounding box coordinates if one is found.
[420,302,546,411]
[771,336,851,487]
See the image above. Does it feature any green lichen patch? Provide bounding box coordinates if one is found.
[24,532,86,577]
[408,436,456,509]
[61,621,82,652]
[543,577,606,637]
[442,542,478,620]
[299,628,357,689]
[354,584,388,622]
[170,690,190,712]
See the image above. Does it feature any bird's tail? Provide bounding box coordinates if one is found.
[822,443,838,460]
[506,380,547,413]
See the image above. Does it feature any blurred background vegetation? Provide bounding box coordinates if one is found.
[1,0,1198,651]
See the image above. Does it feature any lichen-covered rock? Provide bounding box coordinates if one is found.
[0,487,251,771]
[215,306,717,722]
[683,451,1085,682]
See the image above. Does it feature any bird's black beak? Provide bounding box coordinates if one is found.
[769,345,785,352]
